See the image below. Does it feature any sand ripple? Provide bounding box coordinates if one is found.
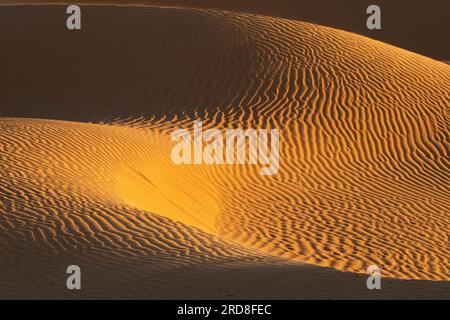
[0,6,449,297]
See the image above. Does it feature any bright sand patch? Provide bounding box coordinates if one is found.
[0,5,449,298]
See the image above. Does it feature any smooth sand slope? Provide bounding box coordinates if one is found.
[0,5,449,298]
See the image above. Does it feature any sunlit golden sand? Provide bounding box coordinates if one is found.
[0,4,448,298]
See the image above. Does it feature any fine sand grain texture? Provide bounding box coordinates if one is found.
[0,5,449,299]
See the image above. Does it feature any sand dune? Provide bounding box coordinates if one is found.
[0,5,449,298]
[2,0,449,60]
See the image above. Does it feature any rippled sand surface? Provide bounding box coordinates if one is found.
[0,5,449,298]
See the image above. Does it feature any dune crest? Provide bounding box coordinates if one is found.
[0,6,449,298]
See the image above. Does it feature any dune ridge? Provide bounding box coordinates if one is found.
[104,8,449,280]
[2,0,449,60]
[0,5,449,298]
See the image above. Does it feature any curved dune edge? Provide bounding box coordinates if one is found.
[1,0,449,59]
[0,4,449,290]
[1,117,449,300]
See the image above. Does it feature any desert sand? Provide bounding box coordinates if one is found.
[1,0,448,60]
[0,4,449,299]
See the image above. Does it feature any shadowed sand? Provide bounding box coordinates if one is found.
[1,0,449,60]
[0,5,449,299]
